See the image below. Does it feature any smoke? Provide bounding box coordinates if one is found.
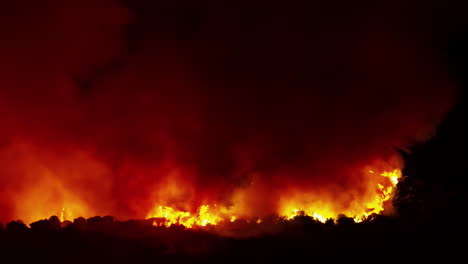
[0,0,460,223]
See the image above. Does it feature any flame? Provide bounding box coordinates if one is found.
[59,207,75,222]
[60,208,65,222]
[1,142,110,224]
[146,168,402,227]
[7,164,402,227]
[147,205,222,228]
[281,169,402,223]
[381,170,400,185]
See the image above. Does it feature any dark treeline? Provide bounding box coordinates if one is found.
[0,212,465,263]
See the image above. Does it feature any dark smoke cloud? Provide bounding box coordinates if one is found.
[0,0,463,222]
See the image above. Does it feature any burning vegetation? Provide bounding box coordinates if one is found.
[144,169,402,228]
[0,0,463,241]
[1,1,468,263]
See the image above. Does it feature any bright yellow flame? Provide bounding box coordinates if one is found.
[147,205,222,228]
[312,213,327,223]
[282,169,402,223]
[381,170,400,185]
[147,169,402,228]
[60,208,65,222]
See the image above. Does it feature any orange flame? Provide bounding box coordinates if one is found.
[146,168,402,227]
[147,205,222,228]
[280,169,401,223]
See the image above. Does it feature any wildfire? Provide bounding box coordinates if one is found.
[147,205,222,228]
[282,169,402,223]
[146,169,402,227]
[60,208,65,222]
[14,168,402,228]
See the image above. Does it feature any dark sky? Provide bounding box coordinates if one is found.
[0,0,466,223]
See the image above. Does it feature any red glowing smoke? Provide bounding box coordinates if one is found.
[0,0,460,223]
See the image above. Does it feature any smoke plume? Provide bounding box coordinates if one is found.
[0,0,460,223]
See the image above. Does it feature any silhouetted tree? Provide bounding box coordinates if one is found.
[336,215,355,226]
[325,218,335,227]
[67,217,87,231]
[61,220,72,228]
[6,220,28,232]
[30,219,51,231]
[102,215,115,225]
[48,215,61,230]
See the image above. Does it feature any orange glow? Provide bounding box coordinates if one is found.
[3,143,403,227]
[280,169,402,223]
[147,205,222,228]
[0,1,456,231]
[1,142,111,224]
[13,174,90,224]
[146,168,402,227]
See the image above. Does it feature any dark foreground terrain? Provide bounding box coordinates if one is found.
[0,214,465,264]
